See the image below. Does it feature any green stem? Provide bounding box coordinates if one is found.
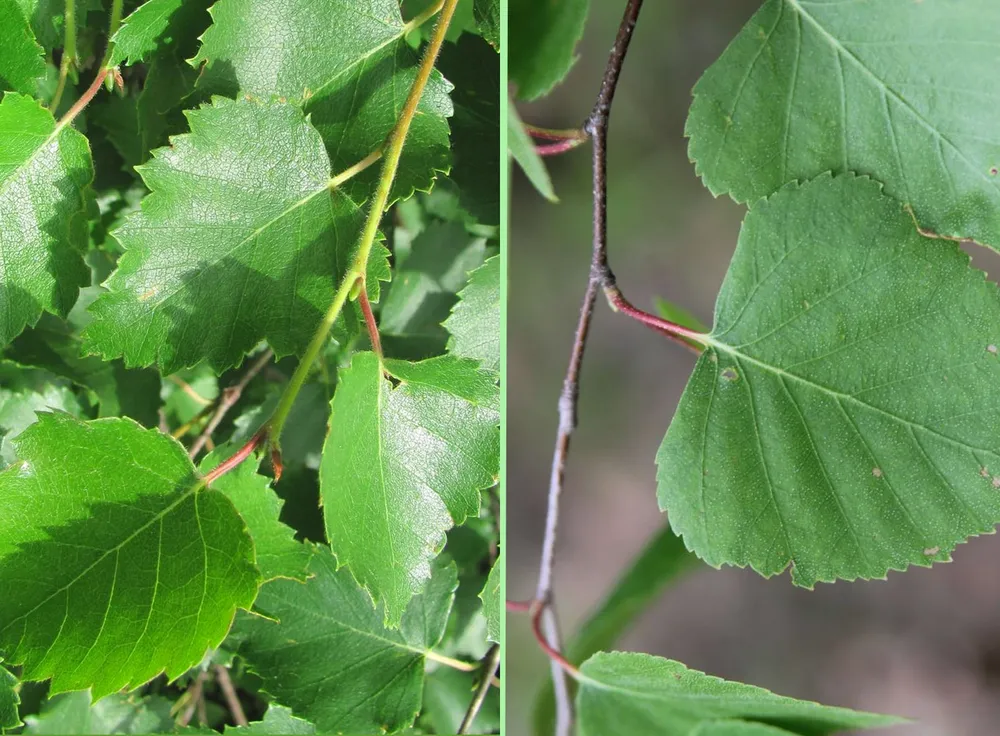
[49,0,76,110]
[403,0,445,34]
[268,0,460,446]
[100,0,124,68]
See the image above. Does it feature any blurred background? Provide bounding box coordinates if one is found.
[508,2,1000,734]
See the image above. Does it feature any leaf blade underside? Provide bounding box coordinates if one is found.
[658,173,1000,586]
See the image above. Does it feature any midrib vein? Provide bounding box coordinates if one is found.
[706,339,1000,459]
[146,184,332,313]
[1,479,206,643]
[269,596,430,658]
[305,27,405,105]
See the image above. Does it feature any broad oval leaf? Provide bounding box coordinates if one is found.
[193,0,453,204]
[444,254,500,373]
[0,0,44,94]
[83,96,365,374]
[686,0,1000,245]
[509,0,588,101]
[0,413,260,697]
[110,0,212,66]
[320,352,499,625]
[576,652,901,736]
[0,93,91,349]
[235,546,457,734]
[658,173,1000,586]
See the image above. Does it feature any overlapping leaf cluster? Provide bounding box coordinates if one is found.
[517,0,1000,733]
[0,0,500,733]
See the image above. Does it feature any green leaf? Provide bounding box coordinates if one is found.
[472,0,499,50]
[509,0,588,100]
[437,35,500,224]
[534,525,701,736]
[22,691,174,735]
[0,661,18,731]
[658,173,1000,586]
[0,0,44,95]
[380,220,487,342]
[90,95,144,172]
[421,667,500,735]
[235,546,457,734]
[508,103,557,202]
[320,352,499,625]
[83,96,365,374]
[480,551,502,644]
[0,362,84,466]
[686,0,1000,245]
[444,254,500,373]
[135,55,200,162]
[0,413,260,697]
[110,0,213,66]
[193,0,453,204]
[576,652,902,736]
[202,445,313,583]
[224,705,316,734]
[0,93,91,349]
[8,288,161,427]
[13,0,99,54]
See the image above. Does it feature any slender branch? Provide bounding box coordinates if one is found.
[534,277,598,736]
[50,0,77,110]
[457,644,501,735]
[169,375,213,406]
[177,671,207,727]
[54,67,108,132]
[214,664,249,727]
[267,0,460,447]
[532,1,647,733]
[188,349,274,460]
[358,285,383,360]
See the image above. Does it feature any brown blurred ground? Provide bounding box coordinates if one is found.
[508,2,1000,734]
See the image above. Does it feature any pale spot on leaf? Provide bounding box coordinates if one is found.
[872,467,882,478]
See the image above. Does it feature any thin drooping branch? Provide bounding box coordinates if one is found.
[214,664,249,727]
[177,670,208,727]
[188,349,274,460]
[529,1,648,734]
[457,644,501,734]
